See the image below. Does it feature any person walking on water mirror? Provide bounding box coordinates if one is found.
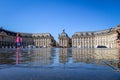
[16,33,22,48]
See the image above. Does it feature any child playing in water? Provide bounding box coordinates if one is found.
[16,33,22,48]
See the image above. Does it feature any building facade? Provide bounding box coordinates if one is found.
[20,33,34,48]
[72,32,94,48]
[0,27,17,48]
[32,33,56,48]
[58,29,71,48]
[1,24,120,48]
[0,28,56,48]
[72,25,120,48]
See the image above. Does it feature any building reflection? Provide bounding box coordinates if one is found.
[94,49,118,60]
[94,48,120,68]
[30,48,54,66]
[0,49,15,64]
[72,48,120,68]
[0,48,120,68]
[118,49,120,68]
[58,48,69,64]
[72,48,95,64]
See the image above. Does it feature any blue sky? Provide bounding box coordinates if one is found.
[0,0,120,41]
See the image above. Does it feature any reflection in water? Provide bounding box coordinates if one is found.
[59,48,68,64]
[73,48,120,68]
[0,49,15,64]
[118,49,120,68]
[30,48,54,66]
[72,48,94,64]
[0,48,120,68]
[58,48,72,64]
[94,48,120,68]
[16,48,21,64]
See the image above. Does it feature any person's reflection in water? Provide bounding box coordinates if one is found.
[16,48,21,64]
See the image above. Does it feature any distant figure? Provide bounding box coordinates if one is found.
[116,30,120,40]
[16,33,22,48]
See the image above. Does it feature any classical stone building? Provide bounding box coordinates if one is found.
[0,28,34,48]
[72,25,120,48]
[20,33,34,48]
[0,28,56,48]
[32,33,56,48]
[72,32,94,48]
[1,24,120,48]
[58,29,71,48]
[0,27,16,48]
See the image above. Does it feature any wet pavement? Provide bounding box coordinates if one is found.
[0,48,120,80]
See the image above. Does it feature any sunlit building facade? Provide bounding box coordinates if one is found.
[58,29,71,48]
[32,33,56,48]
[20,33,34,48]
[0,28,56,48]
[72,25,120,48]
[1,24,120,48]
[0,27,19,48]
[72,32,94,48]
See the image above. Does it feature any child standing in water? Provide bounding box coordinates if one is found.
[16,33,22,48]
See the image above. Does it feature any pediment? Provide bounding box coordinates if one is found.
[0,31,8,36]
